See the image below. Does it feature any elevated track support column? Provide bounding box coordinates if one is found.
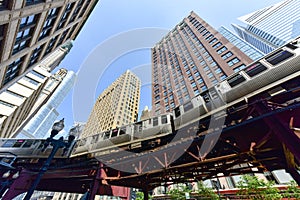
[254,101,300,184]
[89,163,104,200]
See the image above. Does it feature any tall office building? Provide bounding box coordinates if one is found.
[232,0,300,54]
[0,65,50,138]
[16,69,76,138]
[151,11,254,115]
[0,0,99,91]
[0,40,73,138]
[218,26,265,63]
[81,70,141,138]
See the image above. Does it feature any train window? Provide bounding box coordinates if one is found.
[111,129,118,137]
[103,131,110,139]
[153,117,158,126]
[23,140,33,148]
[201,92,210,103]
[227,74,246,88]
[286,43,298,50]
[92,135,98,143]
[174,107,181,117]
[119,127,126,135]
[2,140,15,147]
[161,115,168,124]
[183,101,193,112]
[12,140,25,147]
[244,63,267,77]
[265,50,294,65]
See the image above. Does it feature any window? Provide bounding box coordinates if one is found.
[26,0,44,6]
[0,24,6,58]
[153,117,158,126]
[23,76,40,86]
[79,0,91,18]
[227,74,246,87]
[0,100,15,108]
[57,29,69,46]
[213,42,222,49]
[174,107,181,117]
[217,46,227,54]
[103,131,110,139]
[13,14,37,55]
[39,7,59,40]
[227,57,240,67]
[28,70,46,79]
[111,129,118,137]
[0,0,9,10]
[44,36,58,55]
[56,2,75,30]
[28,45,44,67]
[233,64,246,73]
[244,63,267,77]
[265,50,294,65]
[222,51,233,60]
[3,57,24,85]
[209,38,218,45]
[69,0,83,22]
[161,115,168,124]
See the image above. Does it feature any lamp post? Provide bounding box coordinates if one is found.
[23,118,75,200]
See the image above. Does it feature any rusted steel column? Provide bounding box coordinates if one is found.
[254,102,300,162]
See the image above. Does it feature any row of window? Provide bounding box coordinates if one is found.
[1,4,80,86]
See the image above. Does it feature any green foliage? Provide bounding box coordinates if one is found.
[195,181,219,199]
[237,174,282,200]
[135,191,152,200]
[167,185,191,200]
[283,180,300,199]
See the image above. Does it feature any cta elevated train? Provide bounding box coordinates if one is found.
[0,37,300,159]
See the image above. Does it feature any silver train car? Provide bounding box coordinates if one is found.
[72,113,174,156]
[173,36,300,129]
[3,37,299,159]
[73,36,300,157]
[0,138,75,159]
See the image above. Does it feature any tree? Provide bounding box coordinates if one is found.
[195,181,219,200]
[237,174,282,200]
[135,191,152,200]
[167,185,191,200]
[283,180,300,199]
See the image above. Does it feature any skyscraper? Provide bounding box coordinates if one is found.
[218,26,265,63]
[0,0,99,91]
[0,40,73,138]
[151,11,254,116]
[232,0,300,54]
[81,70,141,138]
[16,69,76,138]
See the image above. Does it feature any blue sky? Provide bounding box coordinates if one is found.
[57,0,283,130]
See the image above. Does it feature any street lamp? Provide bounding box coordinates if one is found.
[23,119,75,200]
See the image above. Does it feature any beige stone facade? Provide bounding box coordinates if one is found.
[81,70,141,138]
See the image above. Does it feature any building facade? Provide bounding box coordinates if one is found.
[218,26,265,63]
[0,39,73,138]
[0,0,98,91]
[232,0,300,54]
[81,70,141,138]
[16,68,76,138]
[0,64,50,138]
[151,11,254,116]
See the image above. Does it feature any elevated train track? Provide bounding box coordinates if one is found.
[1,37,300,199]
